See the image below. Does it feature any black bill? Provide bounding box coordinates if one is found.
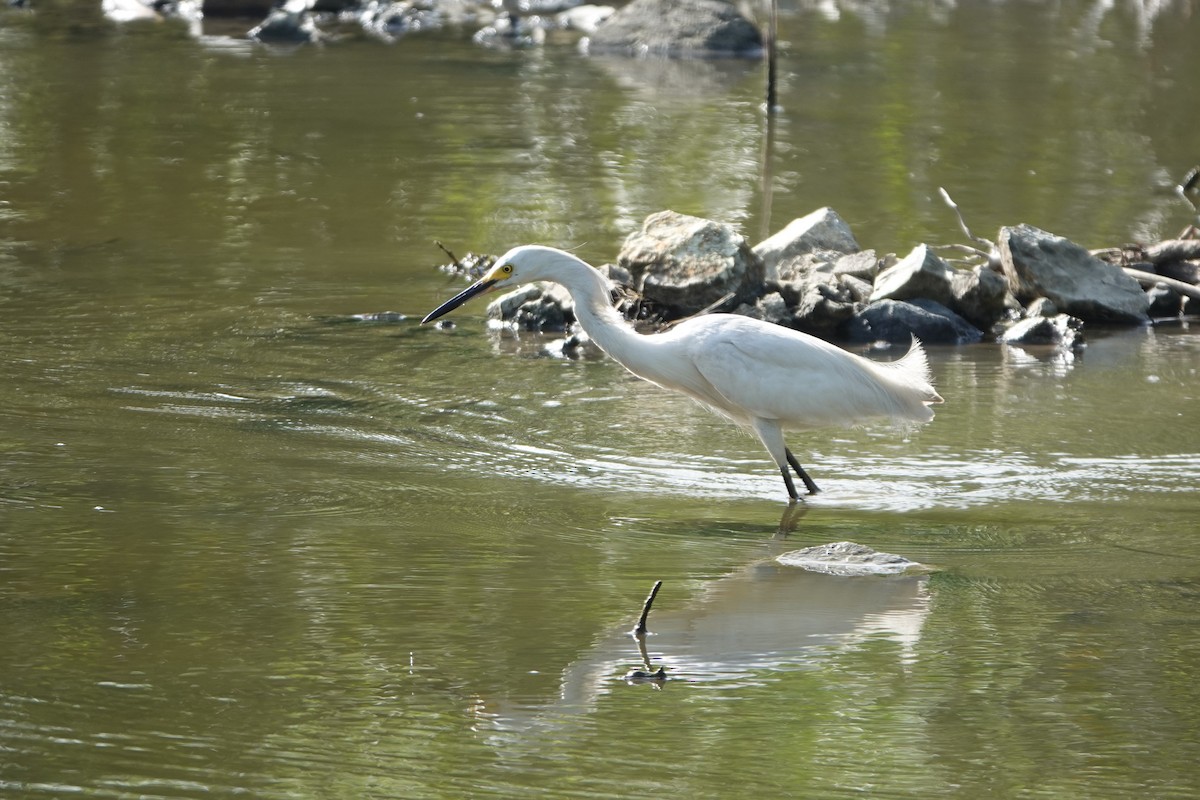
[422,278,498,324]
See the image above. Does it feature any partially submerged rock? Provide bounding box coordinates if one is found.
[248,3,323,42]
[486,282,574,332]
[584,0,762,57]
[842,298,983,345]
[776,541,925,577]
[1000,314,1084,349]
[999,224,1150,325]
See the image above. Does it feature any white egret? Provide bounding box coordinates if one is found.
[423,245,943,501]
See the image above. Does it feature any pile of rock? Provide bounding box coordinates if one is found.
[484,208,1199,351]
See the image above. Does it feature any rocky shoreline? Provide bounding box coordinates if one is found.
[441,201,1200,354]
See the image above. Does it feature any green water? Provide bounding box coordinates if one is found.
[2,2,1199,797]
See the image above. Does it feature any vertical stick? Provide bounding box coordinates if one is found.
[631,580,663,637]
[765,0,779,111]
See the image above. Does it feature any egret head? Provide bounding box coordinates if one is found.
[421,245,559,324]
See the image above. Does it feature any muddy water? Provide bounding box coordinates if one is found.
[2,2,1199,797]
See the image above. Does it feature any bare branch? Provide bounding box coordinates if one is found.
[631,580,663,638]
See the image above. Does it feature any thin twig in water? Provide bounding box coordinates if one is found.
[631,580,663,637]
[435,240,462,269]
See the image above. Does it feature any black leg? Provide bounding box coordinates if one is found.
[779,466,800,502]
[785,448,820,495]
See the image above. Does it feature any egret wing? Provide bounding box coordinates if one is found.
[683,316,908,429]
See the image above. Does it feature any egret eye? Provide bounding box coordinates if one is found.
[500,264,513,275]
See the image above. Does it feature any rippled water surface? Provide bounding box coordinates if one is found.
[2,1,1200,797]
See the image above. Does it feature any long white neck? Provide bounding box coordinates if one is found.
[536,252,650,368]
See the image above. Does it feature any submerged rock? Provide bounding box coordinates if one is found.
[776,541,924,576]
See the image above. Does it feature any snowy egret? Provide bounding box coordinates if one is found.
[423,245,943,501]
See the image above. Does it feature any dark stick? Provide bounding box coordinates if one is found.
[765,0,778,111]
[435,240,463,269]
[631,580,663,637]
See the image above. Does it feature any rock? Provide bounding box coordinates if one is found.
[826,250,881,282]
[1155,259,1200,286]
[998,224,1150,324]
[949,264,1011,331]
[585,0,762,57]
[597,261,634,287]
[842,299,983,345]
[781,273,858,335]
[1000,314,1084,349]
[248,6,323,42]
[559,3,614,33]
[773,251,836,284]
[487,282,574,331]
[869,244,957,309]
[103,0,160,22]
[776,541,924,576]
[1024,296,1058,317]
[358,0,442,41]
[752,291,791,326]
[839,274,873,303]
[1146,283,1185,318]
[753,207,860,282]
[618,210,764,314]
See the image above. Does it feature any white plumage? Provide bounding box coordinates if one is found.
[424,245,943,501]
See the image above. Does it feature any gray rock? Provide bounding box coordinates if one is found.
[949,264,1011,331]
[784,272,858,334]
[559,3,615,34]
[869,244,957,309]
[838,273,873,303]
[597,261,634,287]
[998,224,1150,324]
[752,291,791,326]
[1024,296,1059,318]
[827,250,881,282]
[1000,314,1084,349]
[842,299,983,345]
[487,282,574,331]
[358,0,443,41]
[753,207,860,282]
[1146,283,1185,318]
[773,251,837,284]
[248,3,322,42]
[618,210,764,314]
[776,541,924,576]
[585,0,762,57]
[1156,259,1200,286]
